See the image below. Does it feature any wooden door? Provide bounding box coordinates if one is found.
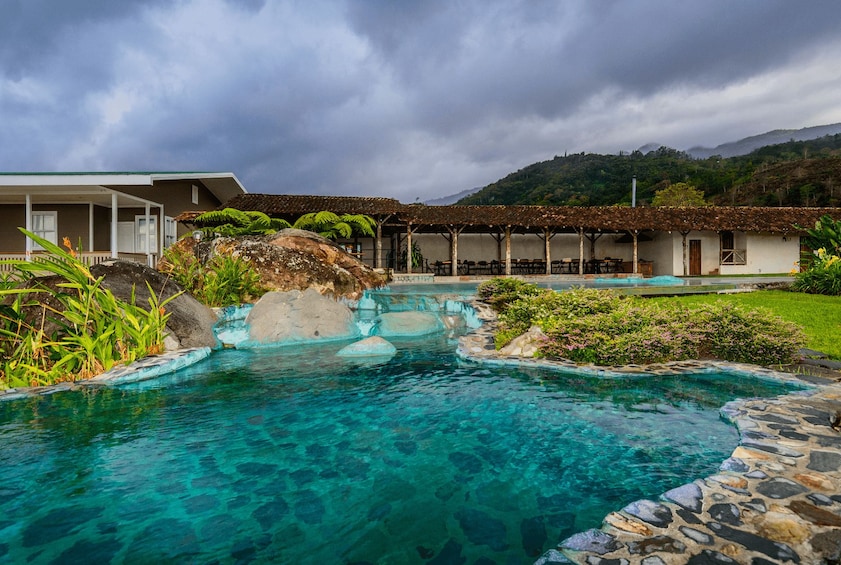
[689,239,702,276]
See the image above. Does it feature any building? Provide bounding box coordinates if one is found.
[0,172,245,269]
[193,193,839,277]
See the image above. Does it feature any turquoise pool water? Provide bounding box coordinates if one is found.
[0,334,798,564]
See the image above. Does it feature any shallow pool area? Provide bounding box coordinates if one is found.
[0,330,801,564]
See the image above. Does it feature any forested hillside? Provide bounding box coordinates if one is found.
[457,134,841,207]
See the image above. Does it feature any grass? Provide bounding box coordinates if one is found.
[652,290,841,359]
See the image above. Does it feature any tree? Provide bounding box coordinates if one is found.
[651,182,708,207]
[292,211,376,239]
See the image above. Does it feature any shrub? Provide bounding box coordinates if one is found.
[0,230,172,389]
[791,248,841,295]
[161,246,267,307]
[477,278,542,312]
[485,286,804,366]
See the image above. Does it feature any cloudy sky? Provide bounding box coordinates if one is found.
[3,0,841,202]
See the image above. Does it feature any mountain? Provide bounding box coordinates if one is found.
[687,123,841,159]
[456,131,841,208]
[424,187,482,205]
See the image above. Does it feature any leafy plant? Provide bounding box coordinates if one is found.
[293,211,376,239]
[477,278,542,312]
[799,214,841,256]
[160,245,267,307]
[791,247,841,295]
[194,208,291,237]
[0,229,173,389]
[482,285,803,366]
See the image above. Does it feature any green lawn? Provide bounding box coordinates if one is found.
[653,290,841,359]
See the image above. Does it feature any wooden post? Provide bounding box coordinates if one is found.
[633,230,639,274]
[543,227,553,275]
[681,230,690,276]
[406,222,413,274]
[505,226,512,276]
[578,228,585,275]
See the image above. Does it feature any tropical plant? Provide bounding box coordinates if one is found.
[799,214,841,256]
[0,230,173,389]
[292,211,376,239]
[651,182,708,207]
[791,247,841,295]
[194,208,291,237]
[161,245,267,307]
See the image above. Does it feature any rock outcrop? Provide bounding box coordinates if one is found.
[243,289,360,346]
[166,229,385,301]
[90,261,219,350]
[374,311,443,337]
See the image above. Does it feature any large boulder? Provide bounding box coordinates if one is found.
[90,261,218,350]
[167,229,385,301]
[244,289,360,346]
[374,311,443,337]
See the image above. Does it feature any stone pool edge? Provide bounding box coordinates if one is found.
[458,300,841,564]
[0,347,212,402]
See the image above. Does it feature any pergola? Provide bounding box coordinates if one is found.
[189,193,840,274]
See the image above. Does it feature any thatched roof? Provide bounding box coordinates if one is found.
[186,193,841,234]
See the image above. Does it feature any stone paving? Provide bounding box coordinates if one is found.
[459,301,841,564]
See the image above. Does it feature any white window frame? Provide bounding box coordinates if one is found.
[31,211,58,250]
[191,184,199,205]
[164,216,177,248]
[135,215,157,254]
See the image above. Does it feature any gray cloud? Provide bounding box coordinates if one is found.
[2,0,841,202]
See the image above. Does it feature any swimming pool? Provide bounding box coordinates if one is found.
[0,332,798,563]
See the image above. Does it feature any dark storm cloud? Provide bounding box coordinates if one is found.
[2,0,841,201]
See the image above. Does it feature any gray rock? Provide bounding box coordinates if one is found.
[807,450,841,472]
[679,526,713,545]
[622,499,674,528]
[244,289,359,346]
[561,529,621,555]
[336,336,396,358]
[374,311,442,337]
[90,261,218,350]
[754,477,809,499]
[662,483,703,513]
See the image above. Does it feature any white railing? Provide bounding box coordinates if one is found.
[720,248,747,265]
[0,252,157,273]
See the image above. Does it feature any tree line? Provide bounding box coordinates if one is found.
[457,134,841,207]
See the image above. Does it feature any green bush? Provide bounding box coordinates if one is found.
[0,230,172,389]
[791,248,841,295]
[162,246,267,307]
[482,285,804,366]
[477,278,542,312]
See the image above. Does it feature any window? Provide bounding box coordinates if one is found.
[135,216,157,254]
[31,211,57,250]
[191,184,199,205]
[164,216,177,248]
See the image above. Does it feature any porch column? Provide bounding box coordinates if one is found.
[158,205,166,265]
[145,203,152,267]
[406,222,413,274]
[632,231,639,274]
[446,225,465,276]
[578,228,585,275]
[88,202,94,253]
[375,221,383,269]
[543,228,553,275]
[111,193,118,258]
[25,193,32,260]
[504,226,512,276]
[680,230,690,276]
